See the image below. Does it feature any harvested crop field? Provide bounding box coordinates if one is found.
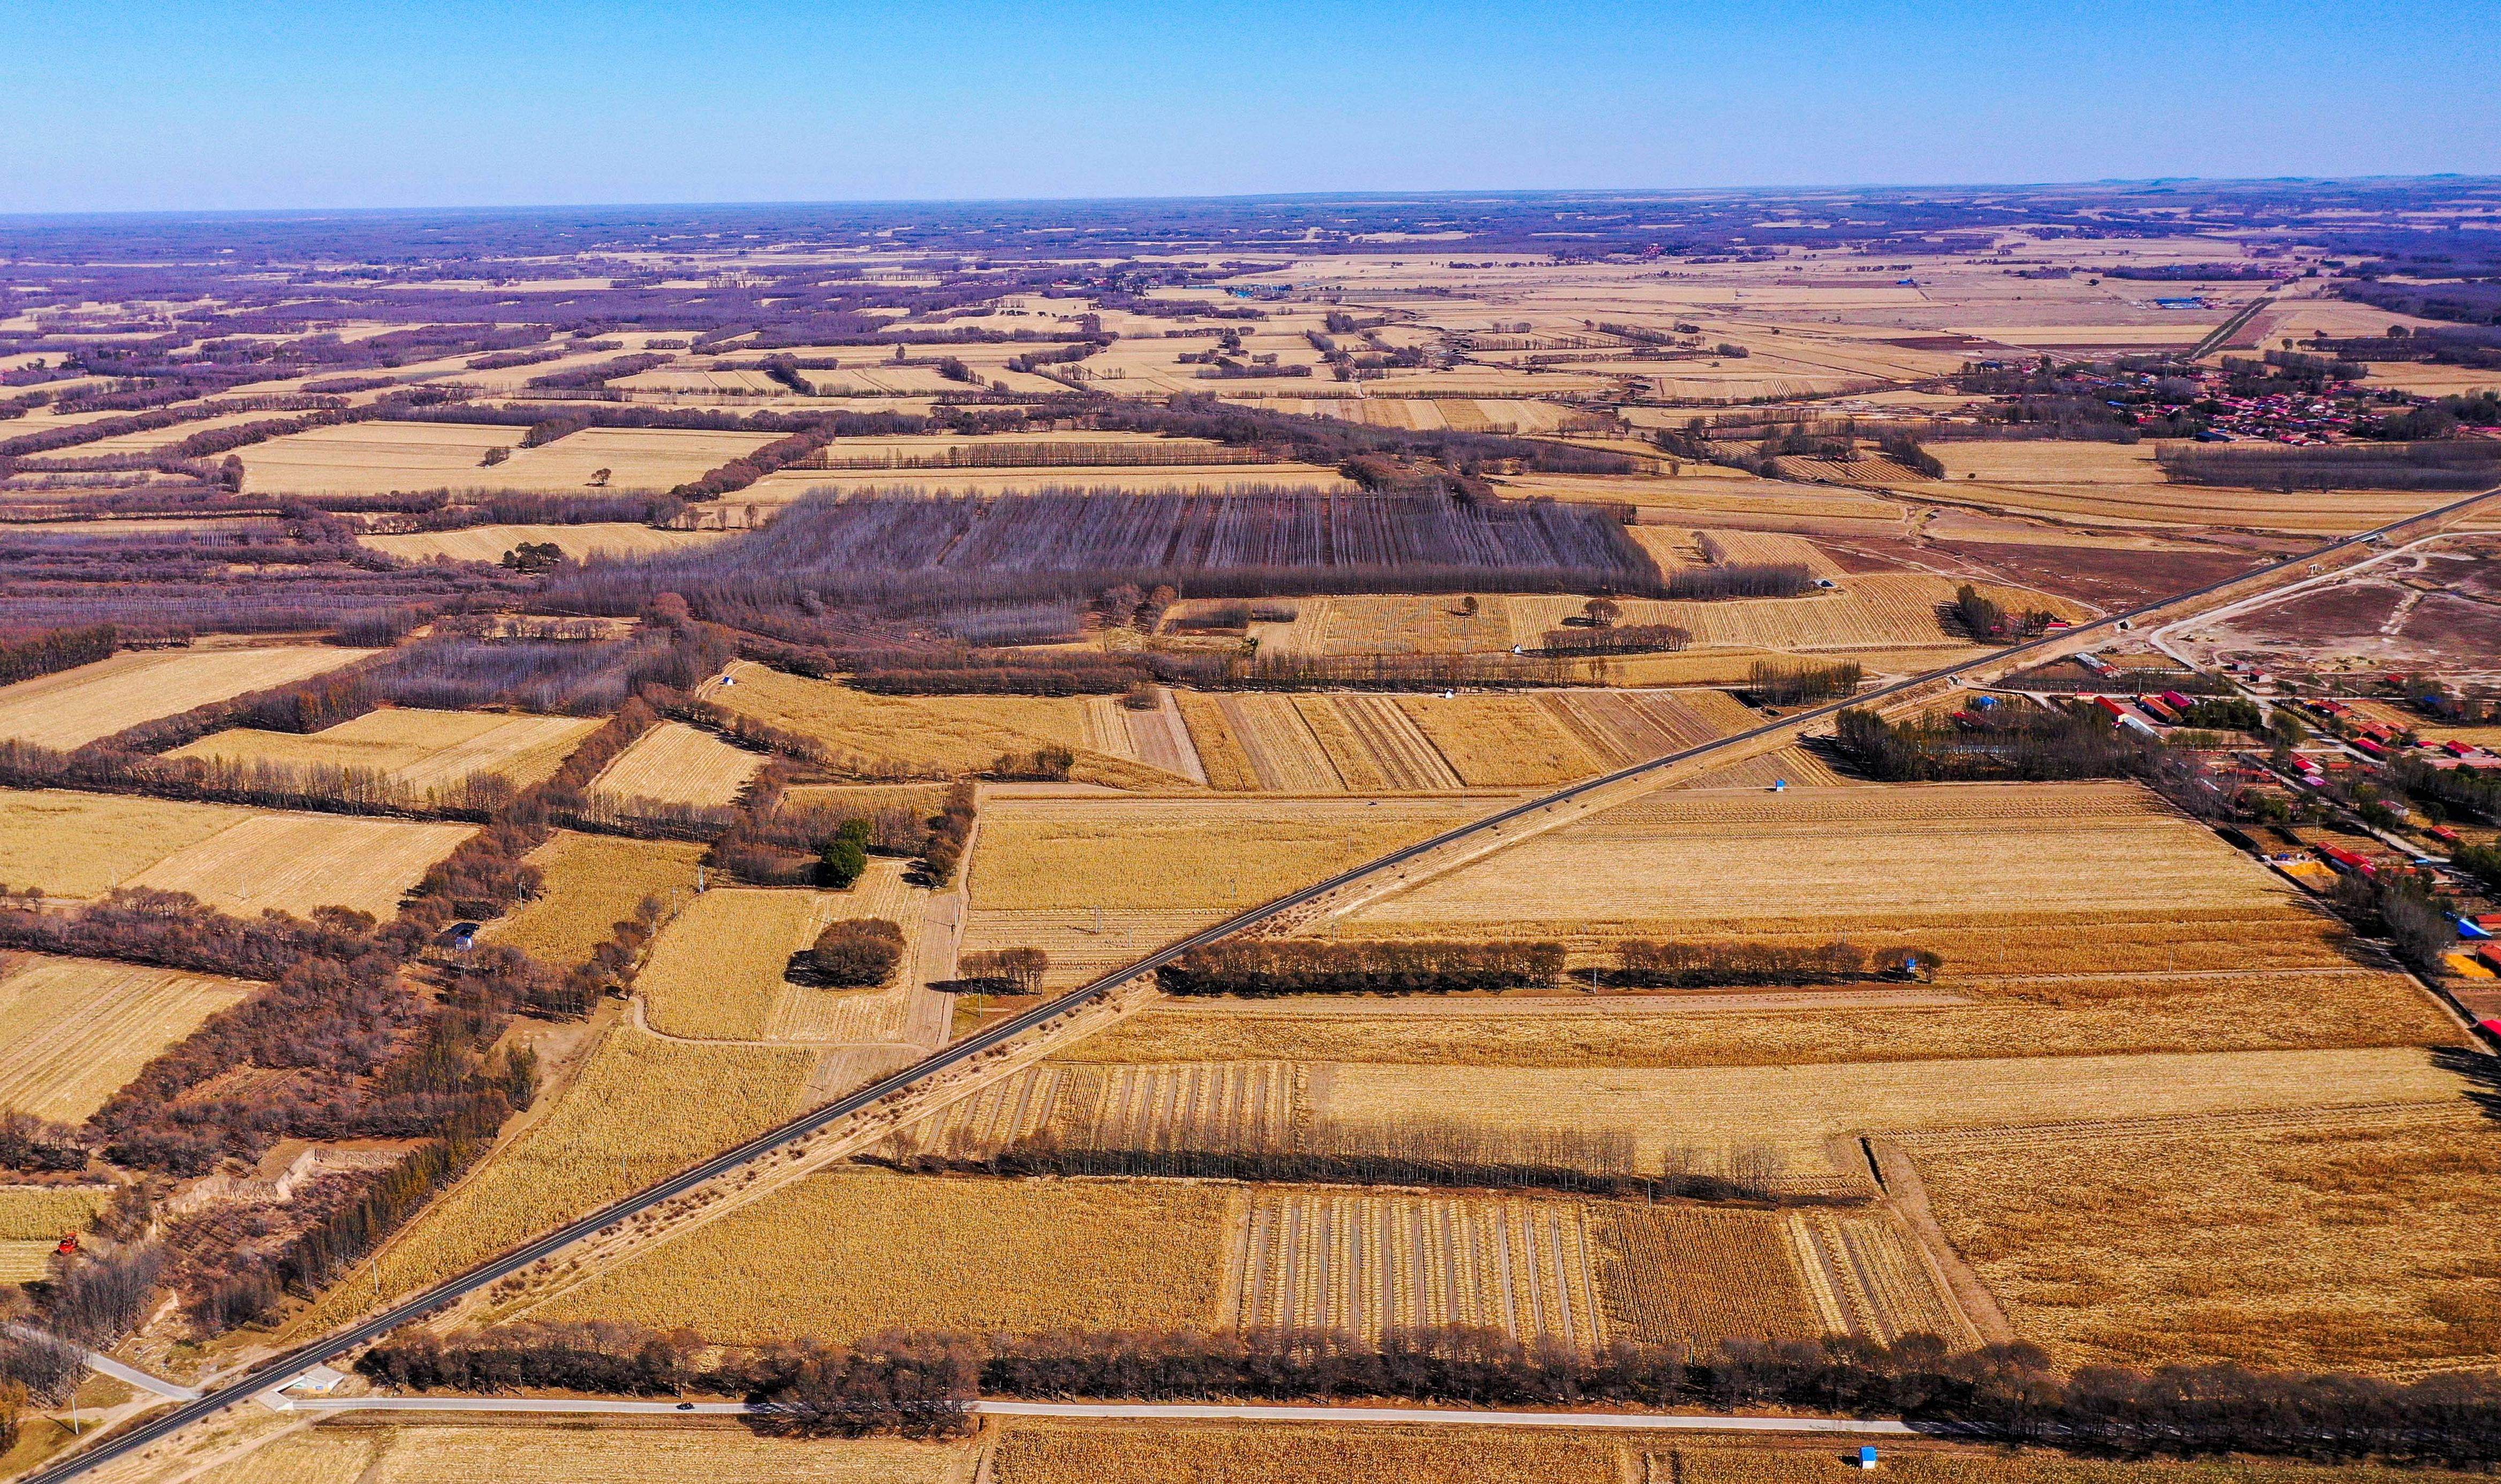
[0,955,257,1122]
[1071,957,2450,1070]
[639,867,938,1044]
[1342,782,2291,938]
[988,1420,1637,1484]
[1080,691,1207,784]
[1907,1103,2501,1372]
[708,665,1181,788]
[360,522,730,564]
[1038,1048,2464,1191]
[1249,580,2070,662]
[968,795,1493,914]
[491,831,708,967]
[1171,688,1756,793]
[0,644,373,751]
[0,1186,110,1242]
[586,720,764,808]
[1222,1188,1609,1351]
[0,787,256,898]
[239,422,776,496]
[195,1420,979,1484]
[170,707,601,790]
[124,811,475,920]
[534,1167,1231,1343]
[299,1023,815,1329]
[1927,439,2449,535]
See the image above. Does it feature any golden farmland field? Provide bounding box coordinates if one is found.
[967,795,1491,914]
[0,787,256,898]
[639,871,936,1042]
[0,1185,110,1241]
[239,422,777,496]
[1392,692,1600,786]
[123,810,476,920]
[1927,439,2452,535]
[0,954,257,1122]
[989,1420,1636,1484]
[1909,1105,2501,1373]
[708,664,1183,787]
[1034,1047,2462,1192]
[586,720,764,808]
[170,707,601,790]
[360,522,731,564]
[491,831,708,966]
[298,1023,815,1330]
[195,1420,979,1484]
[537,1167,1231,1342]
[0,645,374,751]
[1342,781,2291,937]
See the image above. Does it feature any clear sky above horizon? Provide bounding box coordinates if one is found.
[4,1,2496,215]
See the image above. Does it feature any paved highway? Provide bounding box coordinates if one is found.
[28,482,2497,1483]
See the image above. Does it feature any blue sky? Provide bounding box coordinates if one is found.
[3,1,2495,212]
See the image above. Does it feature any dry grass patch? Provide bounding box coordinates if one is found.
[125,811,475,920]
[586,721,764,809]
[170,708,601,790]
[0,955,257,1122]
[535,1167,1230,1343]
[1910,1106,2501,1373]
[0,787,254,899]
[297,1023,813,1329]
[0,645,373,751]
[491,831,708,967]
[968,795,1492,914]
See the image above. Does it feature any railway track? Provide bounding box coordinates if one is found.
[29,482,2500,1483]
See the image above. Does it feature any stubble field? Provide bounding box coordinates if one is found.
[0,954,256,1121]
[585,720,766,808]
[170,707,602,790]
[0,645,374,751]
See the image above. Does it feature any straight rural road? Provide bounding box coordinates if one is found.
[28,482,2499,1483]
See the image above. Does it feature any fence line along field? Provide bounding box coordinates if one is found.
[0,955,257,1122]
[192,1419,982,1484]
[0,644,374,751]
[585,720,767,809]
[1221,1188,1609,1352]
[1903,1104,2501,1374]
[360,522,732,565]
[530,1167,1232,1343]
[707,664,1186,788]
[171,707,603,790]
[294,1022,816,1333]
[122,810,477,920]
[489,831,709,968]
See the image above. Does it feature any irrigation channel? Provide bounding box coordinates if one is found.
[30,482,2501,1482]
